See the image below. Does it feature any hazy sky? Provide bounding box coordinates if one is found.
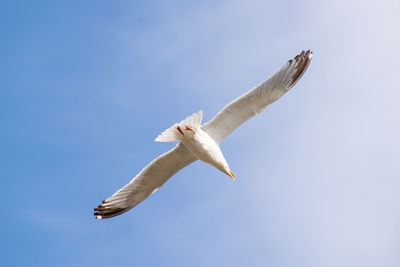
[1,1,399,266]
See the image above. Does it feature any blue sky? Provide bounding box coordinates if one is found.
[1,0,399,266]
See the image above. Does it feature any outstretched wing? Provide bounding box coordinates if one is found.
[94,143,197,219]
[202,50,313,144]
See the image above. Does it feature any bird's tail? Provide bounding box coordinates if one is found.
[155,110,203,142]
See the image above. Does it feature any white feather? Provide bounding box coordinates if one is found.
[202,50,312,144]
[94,143,196,218]
[155,111,203,142]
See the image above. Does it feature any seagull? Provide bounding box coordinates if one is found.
[94,50,313,219]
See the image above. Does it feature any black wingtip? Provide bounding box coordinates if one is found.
[286,49,313,90]
[93,203,131,219]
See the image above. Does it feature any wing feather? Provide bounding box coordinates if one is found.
[202,50,313,144]
[94,143,197,219]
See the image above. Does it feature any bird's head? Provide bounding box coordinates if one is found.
[213,161,235,180]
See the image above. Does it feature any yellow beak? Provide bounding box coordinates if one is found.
[228,170,235,180]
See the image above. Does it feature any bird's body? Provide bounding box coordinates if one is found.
[183,127,232,177]
[94,50,313,219]
[157,110,234,178]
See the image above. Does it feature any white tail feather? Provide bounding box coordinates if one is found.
[155,111,203,142]
[180,110,203,129]
[155,123,179,142]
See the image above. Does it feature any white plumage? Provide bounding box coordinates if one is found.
[94,50,313,219]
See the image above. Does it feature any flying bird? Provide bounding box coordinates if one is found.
[94,50,313,219]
